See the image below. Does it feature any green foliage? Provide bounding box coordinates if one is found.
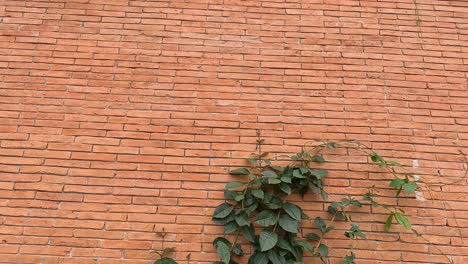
[212,140,418,264]
[153,247,177,264]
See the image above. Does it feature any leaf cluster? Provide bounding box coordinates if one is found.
[212,141,419,264]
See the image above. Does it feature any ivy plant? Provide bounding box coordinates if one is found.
[212,139,422,264]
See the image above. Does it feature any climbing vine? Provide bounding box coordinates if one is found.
[211,139,427,264]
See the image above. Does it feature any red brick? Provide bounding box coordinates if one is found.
[0,1,466,263]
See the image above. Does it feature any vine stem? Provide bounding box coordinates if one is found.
[314,212,337,253]
[230,229,241,251]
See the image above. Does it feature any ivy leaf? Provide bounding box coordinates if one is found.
[226,181,244,189]
[295,240,314,253]
[213,203,234,219]
[314,217,327,233]
[241,225,255,243]
[224,190,237,200]
[246,158,257,165]
[232,243,244,256]
[154,258,177,264]
[343,252,356,264]
[370,153,382,163]
[384,214,394,232]
[283,202,302,221]
[267,250,285,264]
[279,214,299,233]
[251,189,264,199]
[230,168,250,175]
[318,244,328,257]
[344,224,366,239]
[281,176,292,183]
[390,178,405,188]
[249,252,269,264]
[161,247,175,256]
[313,154,325,162]
[262,171,277,177]
[276,238,293,252]
[310,169,327,179]
[234,194,245,202]
[259,230,278,252]
[293,169,306,178]
[224,221,239,234]
[245,202,258,215]
[280,183,292,195]
[394,212,412,229]
[255,210,277,227]
[320,190,328,201]
[305,233,320,241]
[213,237,231,264]
[268,178,282,184]
[235,212,250,227]
[403,181,418,194]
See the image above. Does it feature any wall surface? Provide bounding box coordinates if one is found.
[0,0,467,263]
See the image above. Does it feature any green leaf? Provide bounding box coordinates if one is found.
[279,214,299,233]
[293,169,306,178]
[230,168,250,175]
[324,226,335,234]
[370,153,381,162]
[234,194,245,202]
[318,243,328,257]
[212,213,235,225]
[390,178,405,188]
[305,233,320,241]
[214,237,231,264]
[388,161,402,167]
[251,189,264,199]
[161,247,175,256]
[267,250,285,264]
[235,212,250,227]
[226,181,244,189]
[343,252,356,264]
[283,202,302,220]
[268,178,281,184]
[310,169,327,179]
[384,214,393,232]
[154,258,177,264]
[296,240,314,253]
[350,199,362,207]
[245,202,258,215]
[255,210,277,227]
[320,190,328,201]
[213,203,234,219]
[224,221,239,234]
[232,243,244,256]
[241,225,255,243]
[394,212,412,229]
[313,154,325,162]
[280,183,292,195]
[281,176,292,183]
[246,158,257,165]
[264,197,283,209]
[314,217,327,233]
[224,190,237,200]
[345,224,366,239]
[262,170,277,177]
[249,252,269,264]
[259,230,278,252]
[276,238,293,252]
[403,181,418,194]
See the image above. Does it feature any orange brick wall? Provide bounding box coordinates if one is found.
[0,0,467,263]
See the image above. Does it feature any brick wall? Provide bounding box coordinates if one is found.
[0,0,467,263]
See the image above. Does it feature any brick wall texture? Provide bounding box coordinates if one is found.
[0,0,467,263]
